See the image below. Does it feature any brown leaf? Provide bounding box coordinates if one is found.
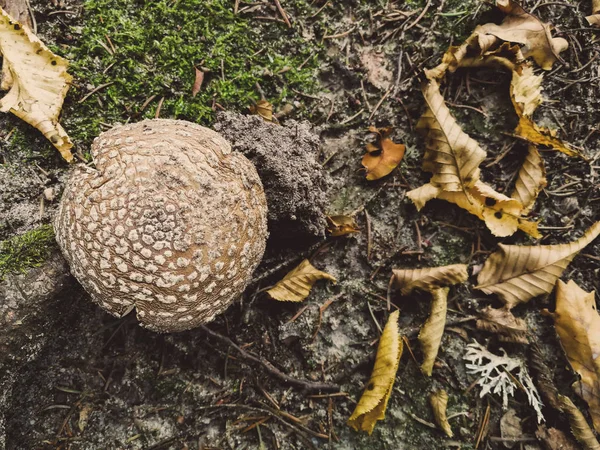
[359,47,393,91]
[476,305,528,344]
[475,221,600,309]
[481,0,568,70]
[415,79,485,192]
[0,8,73,162]
[510,145,547,215]
[326,215,360,237]
[558,395,600,450]
[586,0,600,26]
[430,389,453,437]
[266,259,336,302]
[529,343,561,411]
[553,280,600,432]
[348,310,402,434]
[191,67,204,97]
[393,264,468,375]
[500,409,523,449]
[249,99,274,122]
[361,126,405,180]
[392,264,469,296]
[536,425,580,450]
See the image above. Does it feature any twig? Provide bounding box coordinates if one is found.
[199,325,340,393]
[273,0,291,27]
[78,82,114,104]
[404,0,432,31]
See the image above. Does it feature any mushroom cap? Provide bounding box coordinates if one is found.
[54,119,268,332]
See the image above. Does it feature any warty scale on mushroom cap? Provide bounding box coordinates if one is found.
[54,119,268,332]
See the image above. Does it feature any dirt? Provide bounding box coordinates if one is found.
[0,1,600,450]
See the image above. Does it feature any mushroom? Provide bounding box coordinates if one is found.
[54,119,268,332]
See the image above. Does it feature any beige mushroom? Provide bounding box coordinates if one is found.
[54,119,268,332]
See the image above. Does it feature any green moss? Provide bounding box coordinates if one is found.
[55,0,322,152]
[0,224,57,280]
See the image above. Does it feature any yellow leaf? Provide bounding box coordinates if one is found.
[586,0,600,26]
[482,0,568,70]
[409,181,540,238]
[249,99,275,123]
[348,310,402,434]
[476,305,528,344]
[266,259,336,302]
[510,145,547,215]
[393,264,468,375]
[430,389,453,437]
[326,215,360,237]
[416,79,485,192]
[510,64,543,118]
[554,280,600,432]
[515,116,581,158]
[392,264,468,296]
[475,222,600,309]
[361,126,405,180]
[558,395,600,450]
[419,287,449,376]
[0,8,73,162]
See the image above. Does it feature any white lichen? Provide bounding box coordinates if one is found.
[463,340,544,423]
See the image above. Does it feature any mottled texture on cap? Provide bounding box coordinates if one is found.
[54,119,268,332]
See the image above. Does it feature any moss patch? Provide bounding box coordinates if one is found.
[0,224,57,280]
[56,0,322,151]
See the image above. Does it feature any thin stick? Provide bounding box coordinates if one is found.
[199,325,340,393]
[273,0,291,27]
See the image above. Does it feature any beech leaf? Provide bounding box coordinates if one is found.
[191,67,204,97]
[326,215,360,237]
[415,79,485,192]
[348,310,402,434]
[476,305,528,344]
[553,280,600,432]
[249,99,275,123]
[393,264,468,375]
[475,222,600,309]
[361,126,405,180]
[558,395,600,450]
[0,8,73,162]
[510,145,547,215]
[430,389,453,437]
[586,0,600,26]
[266,259,336,302]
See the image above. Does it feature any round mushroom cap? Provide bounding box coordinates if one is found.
[54,119,268,332]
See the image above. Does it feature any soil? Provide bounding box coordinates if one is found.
[1,1,600,450]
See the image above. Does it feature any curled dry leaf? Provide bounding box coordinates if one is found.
[266,259,336,302]
[483,0,568,70]
[414,80,485,192]
[553,280,600,432]
[249,99,275,123]
[348,310,402,434]
[326,215,360,237]
[430,389,453,437]
[586,0,600,26]
[476,305,528,344]
[510,145,547,215]
[0,8,73,162]
[475,221,600,309]
[361,126,405,180]
[393,264,468,376]
[536,425,579,450]
[191,67,204,97]
[500,409,523,449]
[529,343,561,411]
[558,395,600,450]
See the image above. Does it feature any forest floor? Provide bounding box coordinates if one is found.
[1,0,600,449]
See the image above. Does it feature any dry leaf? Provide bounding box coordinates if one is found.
[475,221,600,309]
[361,126,405,180]
[326,215,360,237]
[78,403,93,432]
[266,259,336,302]
[430,389,453,437]
[510,145,547,214]
[348,310,402,434]
[360,47,393,91]
[536,425,580,450]
[477,305,528,344]
[408,181,540,238]
[191,67,204,97]
[558,395,600,450]
[0,8,73,161]
[553,280,600,432]
[416,80,485,192]
[481,0,568,70]
[529,343,561,411]
[392,264,469,296]
[393,264,468,375]
[249,99,274,122]
[586,0,600,26]
[500,409,523,449]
